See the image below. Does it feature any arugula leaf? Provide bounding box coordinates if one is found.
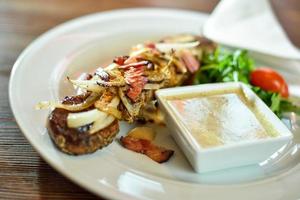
[280,100,300,115]
[195,49,254,85]
[253,87,282,116]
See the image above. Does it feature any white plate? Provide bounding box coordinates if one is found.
[9,8,300,200]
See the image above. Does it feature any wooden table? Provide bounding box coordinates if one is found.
[2,0,300,199]
[0,1,218,199]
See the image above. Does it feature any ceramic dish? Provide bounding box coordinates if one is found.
[156,82,293,173]
[9,8,300,200]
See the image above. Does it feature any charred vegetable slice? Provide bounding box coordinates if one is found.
[36,93,100,111]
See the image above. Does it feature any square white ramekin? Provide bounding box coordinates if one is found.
[156,82,293,173]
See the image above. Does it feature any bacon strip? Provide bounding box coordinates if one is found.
[122,62,148,102]
[181,50,200,73]
[120,136,174,163]
[113,56,129,65]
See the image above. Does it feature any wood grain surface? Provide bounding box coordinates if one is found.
[0,1,218,199]
[2,0,299,199]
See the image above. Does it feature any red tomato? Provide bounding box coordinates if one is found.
[250,67,289,97]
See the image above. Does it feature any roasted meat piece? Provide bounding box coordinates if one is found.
[47,94,119,155]
[48,109,119,155]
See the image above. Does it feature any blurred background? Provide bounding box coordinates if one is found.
[0,0,219,69]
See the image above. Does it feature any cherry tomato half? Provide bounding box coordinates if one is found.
[250,67,289,97]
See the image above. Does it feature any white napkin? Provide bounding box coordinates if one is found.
[203,0,300,60]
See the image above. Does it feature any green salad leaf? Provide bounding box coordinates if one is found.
[194,48,299,118]
[194,49,254,85]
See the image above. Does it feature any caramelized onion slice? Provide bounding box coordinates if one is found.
[66,94,120,133]
[69,79,104,93]
[67,109,108,128]
[129,48,150,57]
[143,83,161,90]
[155,41,199,52]
[35,93,99,111]
[89,115,115,134]
[96,79,126,87]
[95,97,122,119]
[66,108,116,134]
